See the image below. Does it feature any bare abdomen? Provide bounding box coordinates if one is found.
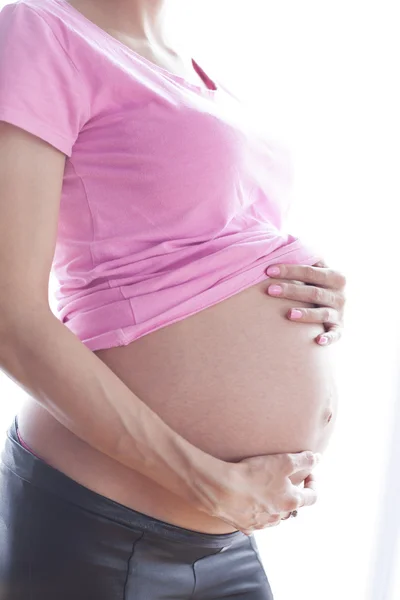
[17,278,338,533]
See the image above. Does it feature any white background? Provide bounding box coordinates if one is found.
[1,1,399,599]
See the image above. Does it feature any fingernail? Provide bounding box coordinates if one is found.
[290,309,302,320]
[267,266,280,276]
[268,285,283,296]
[318,336,328,345]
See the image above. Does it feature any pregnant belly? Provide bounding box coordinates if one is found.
[18,278,338,533]
[96,279,337,458]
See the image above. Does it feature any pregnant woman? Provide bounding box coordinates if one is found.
[0,0,346,598]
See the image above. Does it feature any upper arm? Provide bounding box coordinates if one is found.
[0,122,66,311]
[0,2,90,314]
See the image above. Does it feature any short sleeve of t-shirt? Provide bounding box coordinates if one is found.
[0,2,89,156]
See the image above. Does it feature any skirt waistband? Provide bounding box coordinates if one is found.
[2,415,245,548]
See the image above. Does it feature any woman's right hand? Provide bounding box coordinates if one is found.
[203,451,320,535]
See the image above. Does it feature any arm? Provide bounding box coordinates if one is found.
[0,123,220,507]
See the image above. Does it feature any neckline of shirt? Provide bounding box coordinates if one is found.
[50,0,219,97]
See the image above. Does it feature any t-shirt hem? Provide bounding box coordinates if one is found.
[79,243,322,352]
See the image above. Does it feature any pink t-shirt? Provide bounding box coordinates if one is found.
[0,0,321,351]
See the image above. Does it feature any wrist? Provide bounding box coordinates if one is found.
[179,444,232,515]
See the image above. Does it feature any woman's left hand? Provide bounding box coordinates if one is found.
[265,260,346,346]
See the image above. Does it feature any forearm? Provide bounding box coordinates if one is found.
[0,306,222,508]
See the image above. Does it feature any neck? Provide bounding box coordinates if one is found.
[69,0,172,47]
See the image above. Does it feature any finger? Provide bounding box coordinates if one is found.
[296,485,318,508]
[266,264,346,290]
[316,325,343,346]
[303,473,318,490]
[294,473,318,509]
[287,307,340,325]
[313,259,328,268]
[280,511,292,521]
[283,451,321,475]
[268,282,339,308]
[265,519,282,528]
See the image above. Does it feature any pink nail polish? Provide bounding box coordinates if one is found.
[267,266,280,276]
[268,285,282,296]
[290,309,302,320]
[318,336,328,345]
